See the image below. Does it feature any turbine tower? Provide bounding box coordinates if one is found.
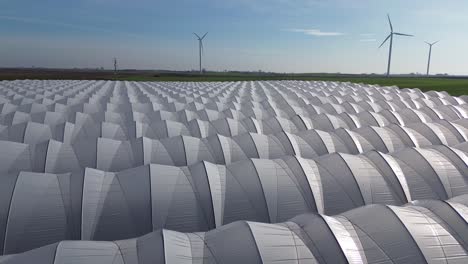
[194,32,208,74]
[379,14,413,77]
[425,41,439,76]
[113,58,118,75]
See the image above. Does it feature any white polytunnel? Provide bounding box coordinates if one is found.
[407,122,462,146]
[274,131,320,158]
[311,113,351,131]
[353,126,407,152]
[0,196,466,263]
[2,107,468,146]
[0,144,467,254]
[379,109,406,125]
[398,108,433,123]
[261,116,305,134]
[232,133,287,160]
[295,129,350,155]
[334,128,374,154]
[355,111,390,127]
[386,124,432,148]
[211,117,248,137]
[137,120,191,139]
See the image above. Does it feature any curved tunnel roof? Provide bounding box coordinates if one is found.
[0,80,467,260]
[0,196,466,264]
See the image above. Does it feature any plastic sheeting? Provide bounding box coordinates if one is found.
[0,196,467,264]
[0,80,467,259]
[0,144,467,254]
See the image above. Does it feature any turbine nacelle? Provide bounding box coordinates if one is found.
[425,40,440,47]
[194,32,208,41]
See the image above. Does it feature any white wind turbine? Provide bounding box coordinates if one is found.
[379,14,413,77]
[425,41,439,76]
[194,32,208,74]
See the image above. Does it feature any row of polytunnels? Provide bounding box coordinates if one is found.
[0,80,467,263]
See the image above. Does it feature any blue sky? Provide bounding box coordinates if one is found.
[1,0,467,74]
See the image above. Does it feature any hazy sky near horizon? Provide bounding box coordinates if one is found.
[1,0,468,74]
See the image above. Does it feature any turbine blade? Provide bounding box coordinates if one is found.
[201,41,204,55]
[194,33,201,39]
[425,41,431,45]
[387,14,393,32]
[432,40,440,45]
[201,32,208,40]
[394,32,413,37]
[379,34,391,48]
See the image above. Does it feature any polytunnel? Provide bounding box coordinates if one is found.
[0,144,467,254]
[0,196,466,264]
[333,128,373,153]
[295,129,350,155]
[408,122,464,146]
[137,120,190,139]
[354,126,407,152]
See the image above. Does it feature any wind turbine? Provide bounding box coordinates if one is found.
[425,41,439,76]
[194,32,208,74]
[113,58,118,75]
[379,14,413,77]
